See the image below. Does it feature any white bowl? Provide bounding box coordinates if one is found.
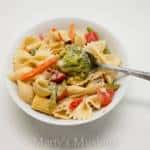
[5,17,128,126]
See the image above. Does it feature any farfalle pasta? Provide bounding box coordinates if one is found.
[9,23,121,120]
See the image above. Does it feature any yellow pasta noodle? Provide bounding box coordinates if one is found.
[20,36,41,50]
[72,99,92,120]
[53,98,72,119]
[9,66,32,81]
[32,95,51,115]
[59,30,70,42]
[99,54,121,66]
[33,77,51,97]
[13,50,32,70]
[74,32,85,47]
[17,80,34,104]
[86,95,101,109]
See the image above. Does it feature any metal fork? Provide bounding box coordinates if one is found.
[99,64,150,81]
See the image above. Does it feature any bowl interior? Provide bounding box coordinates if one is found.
[6,18,128,126]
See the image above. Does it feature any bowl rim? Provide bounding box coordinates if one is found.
[5,17,129,126]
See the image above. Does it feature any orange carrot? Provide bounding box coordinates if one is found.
[20,56,58,81]
[69,23,75,42]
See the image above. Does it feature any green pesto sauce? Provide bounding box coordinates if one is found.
[58,45,92,77]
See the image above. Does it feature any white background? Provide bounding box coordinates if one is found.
[1,0,150,149]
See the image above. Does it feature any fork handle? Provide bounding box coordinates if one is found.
[100,64,150,81]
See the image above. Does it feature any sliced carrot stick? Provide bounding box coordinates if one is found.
[69,23,75,42]
[20,56,58,81]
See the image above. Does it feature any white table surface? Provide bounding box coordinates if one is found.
[1,0,150,149]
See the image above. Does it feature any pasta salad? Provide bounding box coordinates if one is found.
[9,23,121,120]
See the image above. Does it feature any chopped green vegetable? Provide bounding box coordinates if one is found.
[29,49,37,56]
[105,81,120,91]
[48,83,57,114]
[57,48,66,58]
[103,48,111,54]
[58,45,92,76]
[57,80,67,97]
[87,26,93,32]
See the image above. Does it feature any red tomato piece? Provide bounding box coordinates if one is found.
[97,88,114,107]
[69,97,83,111]
[50,70,66,83]
[85,32,99,43]
[107,89,115,97]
